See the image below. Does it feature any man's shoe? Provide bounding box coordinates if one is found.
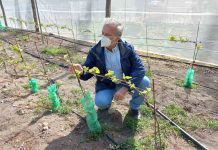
[127,109,141,120]
[98,107,109,112]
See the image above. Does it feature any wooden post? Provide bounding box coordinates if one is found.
[31,0,39,32]
[0,0,8,26]
[105,0,111,18]
[34,0,44,44]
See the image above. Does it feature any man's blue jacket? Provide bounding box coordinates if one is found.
[80,39,146,93]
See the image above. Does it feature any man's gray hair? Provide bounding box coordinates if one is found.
[104,18,124,37]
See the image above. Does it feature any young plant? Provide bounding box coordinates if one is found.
[9,44,39,93]
[184,23,201,88]
[35,42,61,111]
[145,25,153,78]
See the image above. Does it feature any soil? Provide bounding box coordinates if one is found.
[0,30,218,150]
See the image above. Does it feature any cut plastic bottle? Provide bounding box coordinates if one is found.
[81,90,102,133]
[29,78,39,93]
[47,83,60,111]
[184,68,195,88]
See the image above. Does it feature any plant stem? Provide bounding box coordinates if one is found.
[191,22,200,68]
[152,79,157,149]
[146,25,151,70]
[69,19,85,96]
[15,40,31,80]
[34,42,49,82]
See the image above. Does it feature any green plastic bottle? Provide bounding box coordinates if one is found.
[184,68,195,88]
[81,90,102,133]
[29,78,39,93]
[47,84,60,111]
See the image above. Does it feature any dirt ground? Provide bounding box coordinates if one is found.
[0,30,218,150]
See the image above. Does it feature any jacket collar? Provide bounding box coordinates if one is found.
[95,39,126,71]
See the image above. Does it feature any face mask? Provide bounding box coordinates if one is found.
[101,35,111,47]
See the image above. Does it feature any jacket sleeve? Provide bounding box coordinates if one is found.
[79,49,96,81]
[123,45,145,89]
[129,47,146,86]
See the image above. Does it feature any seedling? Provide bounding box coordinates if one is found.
[145,25,153,78]
[9,44,39,93]
[35,42,61,111]
[64,26,103,134]
[184,23,201,88]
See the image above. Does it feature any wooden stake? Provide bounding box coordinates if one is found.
[31,0,39,32]
[105,0,111,18]
[34,0,44,44]
[0,0,8,26]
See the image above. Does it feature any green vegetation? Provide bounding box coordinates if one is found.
[176,80,200,89]
[163,104,218,131]
[42,47,68,55]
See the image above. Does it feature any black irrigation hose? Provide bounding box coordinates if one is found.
[147,103,208,150]
[0,32,209,150]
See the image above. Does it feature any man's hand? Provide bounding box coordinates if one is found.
[68,64,83,74]
[114,87,128,101]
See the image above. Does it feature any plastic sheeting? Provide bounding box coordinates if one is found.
[1,0,218,65]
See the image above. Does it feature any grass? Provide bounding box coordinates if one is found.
[58,99,73,115]
[42,47,68,55]
[146,68,153,78]
[58,103,72,115]
[56,80,64,88]
[33,107,42,114]
[122,138,145,150]
[22,83,30,90]
[176,80,200,89]
[68,74,77,79]
[35,94,81,115]
[122,134,166,150]
[208,120,218,131]
[71,53,85,64]
[164,104,187,118]
[37,96,51,109]
[87,130,104,141]
[16,35,29,41]
[35,96,74,115]
[140,105,153,118]
[163,104,218,131]
[120,105,174,149]
[45,64,59,73]
[71,87,82,97]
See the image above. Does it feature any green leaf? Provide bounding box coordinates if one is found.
[123,74,132,80]
[9,44,22,59]
[105,70,114,78]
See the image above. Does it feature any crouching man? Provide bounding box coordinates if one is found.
[69,18,150,119]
